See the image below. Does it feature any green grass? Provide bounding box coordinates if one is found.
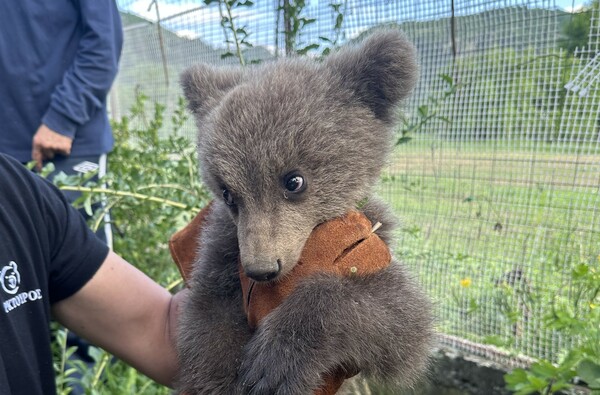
[382,138,600,363]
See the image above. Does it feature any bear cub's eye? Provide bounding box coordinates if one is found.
[222,188,235,206]
[283,173,306,194]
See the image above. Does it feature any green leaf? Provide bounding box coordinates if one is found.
[577,359,600,388]
[395,136,412,145]
[439,73,454,86]
[417,105,429,118]
[558,349,583,372]
[550,379,574,392]
[335,13,344,29]
[504,368,528,388]
[468,297,479,313]
[403,123,421,134]
[236,0,254,6]
[300,17,316,26]
[573,263,589,278]
[483,335,509,347]
[530,360,558,378]
[296,43,319,55]
[513,386,539,395]
[83,196,93,217]
[526,374,549,390]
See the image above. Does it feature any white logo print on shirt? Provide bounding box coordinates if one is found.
[1,261,20,294]
[1,261,43,313]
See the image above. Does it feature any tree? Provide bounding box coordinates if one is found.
[559,0,599,54]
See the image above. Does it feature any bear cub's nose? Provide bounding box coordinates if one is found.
[245,259,282,282]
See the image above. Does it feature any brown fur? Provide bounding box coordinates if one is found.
[175,30,433,394]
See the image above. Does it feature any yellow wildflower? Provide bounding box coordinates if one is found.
[460,277,472,288]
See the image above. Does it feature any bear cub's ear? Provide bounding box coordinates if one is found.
[324,29,418,124]
[180,64,246,118]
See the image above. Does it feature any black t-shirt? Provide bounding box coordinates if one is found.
[0,154,109,395]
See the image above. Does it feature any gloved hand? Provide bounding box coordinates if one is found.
[169,201,214,283]
[169,202,392,395]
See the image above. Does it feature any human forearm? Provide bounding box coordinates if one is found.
[52,251,184,387]
[44,0,122,136]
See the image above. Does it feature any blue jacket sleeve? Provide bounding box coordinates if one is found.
[42,1,123,138]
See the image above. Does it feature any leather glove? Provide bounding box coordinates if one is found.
[169,202,391,395]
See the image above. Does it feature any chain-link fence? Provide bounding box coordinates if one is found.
[112,0,600,369]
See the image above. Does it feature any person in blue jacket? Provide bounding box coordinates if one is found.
[0,0,123,245]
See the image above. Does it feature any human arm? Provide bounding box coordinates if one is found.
[31,125,73,170]
[52,251,188,387]
[33,0,123,165]
[0,155,184,386]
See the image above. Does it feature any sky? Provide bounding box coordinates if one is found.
[119,0,588,48]
[121,0,587,23]
[556,0,586,11]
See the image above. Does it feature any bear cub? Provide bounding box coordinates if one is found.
[176,30,433,394]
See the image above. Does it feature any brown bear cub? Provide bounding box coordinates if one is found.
[175,30,433,395]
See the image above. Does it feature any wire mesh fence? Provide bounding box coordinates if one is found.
[112,0,600,368]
